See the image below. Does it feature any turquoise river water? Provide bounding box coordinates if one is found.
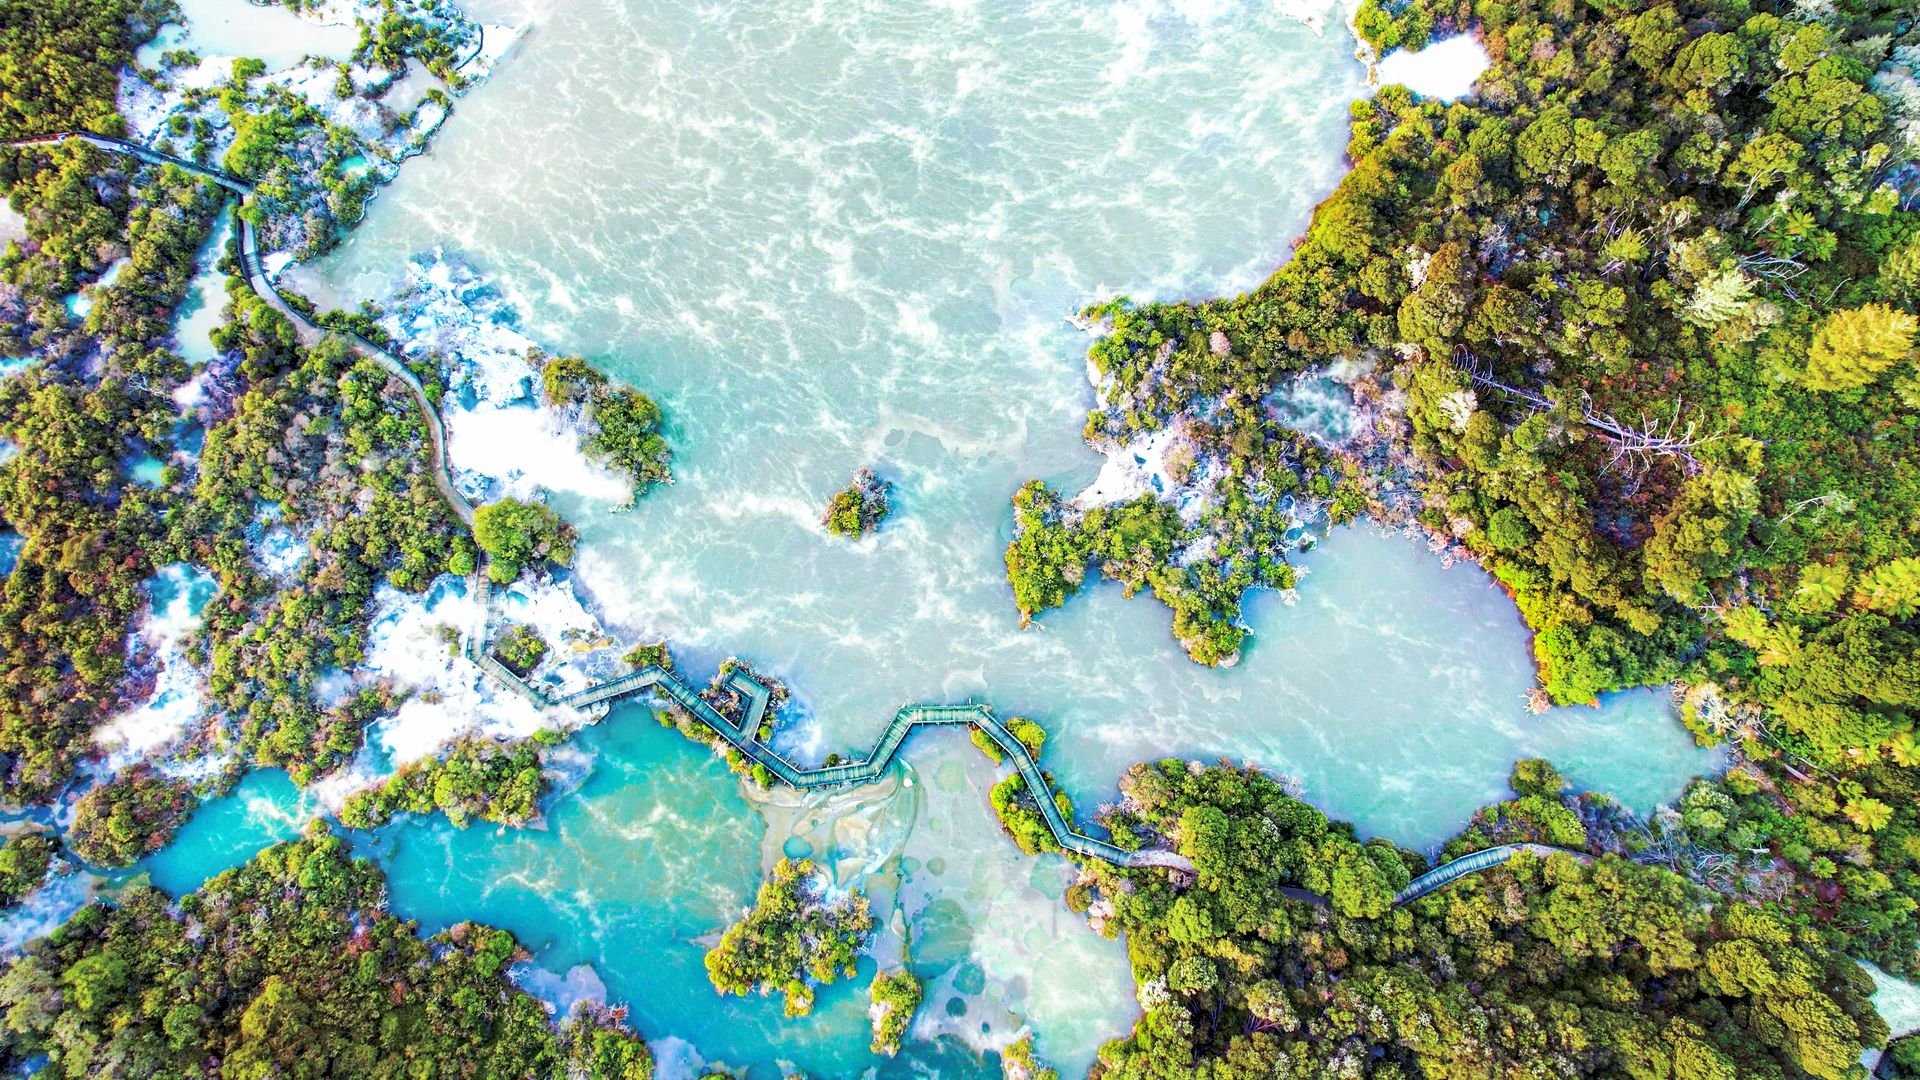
[142,0,1725,1075]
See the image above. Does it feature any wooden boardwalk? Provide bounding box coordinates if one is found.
[4,130,1596,901]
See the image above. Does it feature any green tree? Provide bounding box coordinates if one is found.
[1855,557,1920,618]
[472,498,575,583]
[1803,304,1917,391]
[868,969,922,1056]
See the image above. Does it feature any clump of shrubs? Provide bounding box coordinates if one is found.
[492,623,549,676]
[823,468,891,538]
[67,767,195,867]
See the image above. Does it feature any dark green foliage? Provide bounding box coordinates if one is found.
[0,831,57,907]
[1005,717,1047,758]
[1019,0,1920,714]
[352,0,479,83]
[1448,758,1589,853]
[1004,480,1251,664]
[338,737,546,830]
[560,1003,654,1079]
[1639,758,1920,978]
[969,727,1005,764]
[702,857,874,1017]
[0,0,156,138]
[1003,480,1090,622]
[867,968,922,1056]
[1000,0,1920,995]
[1079,762,1885,1078]
[493,622,549,676]
[540,354,603,405]
[1886,1035,1920,1079]
[65,766,193,868]
[988,773,1058,856]
[0,5,467,803]
[473,497,575,583]
[180,327,464,785]
[0,827,652,1075]
[0,162,217,800]
[822,468,890,538]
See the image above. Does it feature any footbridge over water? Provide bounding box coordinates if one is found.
[7,130,1593,905]
[472,629,1183,868]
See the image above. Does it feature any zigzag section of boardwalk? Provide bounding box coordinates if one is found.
[1392,842,1586,905]
[5,132,1594,900]
[477,643,1181,868]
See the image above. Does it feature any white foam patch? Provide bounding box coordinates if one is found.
[1074,426,1179,508]
[1270,0,1344,33]
[1862,959,1920,1038]
[172,370,212,410]
[0,202,25,247]
[572,542,703,641]
[95,565,216,772]
[511,962,608,1017]
[360,574,607,767]
[380,253,629,505]
[646,1036,711,1080]
[0,870,95,956]
[255,526,310,579]
[140,0,362,71]
[447,401,632,503]
[1375,35,1490,100]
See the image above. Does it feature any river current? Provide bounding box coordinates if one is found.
[151,0,1721,1075]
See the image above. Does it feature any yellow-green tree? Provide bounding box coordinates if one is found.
[1802,303,1917,390]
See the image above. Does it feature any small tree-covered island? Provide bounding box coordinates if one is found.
[0,0,1917,1075]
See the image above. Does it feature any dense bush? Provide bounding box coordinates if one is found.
[65,766,193,867]
[0,827,652,1074]
[539,353,671,498]
[338,737,547,830]
[181,327,464,785]
[1011,0,1919,697]
[0,831,57,907]
[867,968,922,1056]
[473,497,575,583]
[0,0,155,139]
[822,468,890,538]
[702,857,874,1017]
[1001,0,1920,990]
[493,622,549,675]
[1080,761,1886,1077]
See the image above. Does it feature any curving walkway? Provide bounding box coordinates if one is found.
[2,132,474,527]
[5,131,1595,902]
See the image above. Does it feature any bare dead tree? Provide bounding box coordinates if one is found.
[1450,348,1719,477]
[1737,252,1807,280]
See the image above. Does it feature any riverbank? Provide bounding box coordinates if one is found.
[8,0,1877,1074]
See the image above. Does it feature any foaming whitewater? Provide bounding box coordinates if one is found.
[299,0,1597,839]
[235,0,1732,1070]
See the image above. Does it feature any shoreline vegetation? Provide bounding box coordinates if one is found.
[538,351,672,503]
[0,0,1915,1075]
[992,0,1920,1068]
